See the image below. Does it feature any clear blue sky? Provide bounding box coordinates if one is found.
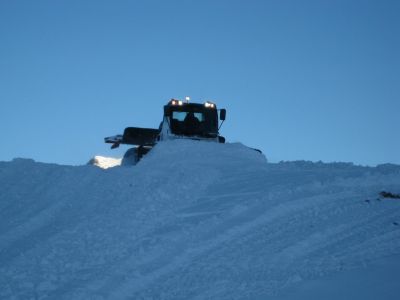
[1,0,399,166]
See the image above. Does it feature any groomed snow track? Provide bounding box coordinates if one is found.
[1,140,400,299]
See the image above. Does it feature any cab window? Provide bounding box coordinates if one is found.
[172,111,204,122]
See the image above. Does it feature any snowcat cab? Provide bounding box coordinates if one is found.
[160,99,226,143]
[105,98,226,165]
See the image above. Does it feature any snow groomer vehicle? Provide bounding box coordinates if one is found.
[105,97,226,164]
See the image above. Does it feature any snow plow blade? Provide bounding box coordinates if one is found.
[105,127,159,148]
[122,127,159,146]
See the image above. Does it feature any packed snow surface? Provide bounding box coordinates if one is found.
[1,140,400,299]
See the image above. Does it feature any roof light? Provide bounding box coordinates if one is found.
[170,99,183,106]
[204,101,215,108]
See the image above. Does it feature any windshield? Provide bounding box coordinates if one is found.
[168,108,217,137]
[172,111,204,122]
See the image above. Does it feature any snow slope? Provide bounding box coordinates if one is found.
[87,155,122,169]
[1,140,400,299]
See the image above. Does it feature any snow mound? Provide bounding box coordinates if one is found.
[1,140,400,299]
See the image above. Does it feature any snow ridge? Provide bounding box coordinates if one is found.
[0,141,399,299]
